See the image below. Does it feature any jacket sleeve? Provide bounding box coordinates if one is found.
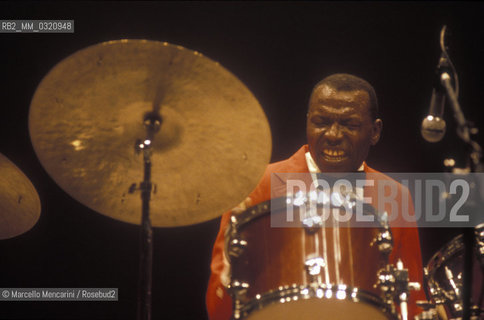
[206,211,233,320]
[206,168,273,320]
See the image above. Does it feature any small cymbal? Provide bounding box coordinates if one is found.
[0,153,41,239]
[29,39,271,227]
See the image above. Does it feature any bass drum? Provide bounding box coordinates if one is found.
[425,223,484,319]
[225,196,396,320]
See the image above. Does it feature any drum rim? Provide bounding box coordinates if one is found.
[425,234,463,305]
[427,224,484,275]
[225,196,392,262]
[426,234,463,275]
[225,196,393,263]
[232,196,390,232]
[236,283,397,320]
[425,230,484,315]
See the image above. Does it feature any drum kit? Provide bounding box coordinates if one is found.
[1,38,483,320]
[225,196,406,320]
[423,225,484,320]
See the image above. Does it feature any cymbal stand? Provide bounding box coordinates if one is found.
[135,111,162,320]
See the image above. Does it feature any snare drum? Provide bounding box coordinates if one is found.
[225,196,396,320]
[425,224,484,319]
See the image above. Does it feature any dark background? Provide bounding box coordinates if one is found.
[0,1,483,319]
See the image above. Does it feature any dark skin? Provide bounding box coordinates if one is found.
[233,84,382,212]
[307,84,383,173]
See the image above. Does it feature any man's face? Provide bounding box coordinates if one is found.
[306,84,382,172]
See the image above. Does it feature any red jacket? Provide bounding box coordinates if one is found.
[206,145,425,319]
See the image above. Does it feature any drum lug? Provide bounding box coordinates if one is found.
[226,215,247,260]
[227,280,249,294]
[423,267,446,305]
[304,256,326,282]
[302,215,323,233]
[228,238,248,258]
[371,229,393,254]
[444,265,461,300]
[229,214,238,233]
[475,223,484,262]
[376,264,396,299]
[376,267,397,317]
[227,280,249,320]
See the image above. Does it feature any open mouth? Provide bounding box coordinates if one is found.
[322,148,347,162]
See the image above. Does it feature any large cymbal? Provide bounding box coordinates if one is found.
[29,40,271,227]
[0,153,41,239]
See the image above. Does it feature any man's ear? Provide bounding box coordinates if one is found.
[371,118,383,146]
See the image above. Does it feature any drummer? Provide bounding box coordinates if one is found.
[206,73,426,319]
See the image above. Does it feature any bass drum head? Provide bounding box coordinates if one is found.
[240,286,394,320]
[246,299,388,320]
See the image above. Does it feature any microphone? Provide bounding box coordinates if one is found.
[421,55,449,143]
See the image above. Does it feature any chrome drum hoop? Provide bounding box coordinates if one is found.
[426,234,464,304]
[425,229,484,318]
[236,284,398,320]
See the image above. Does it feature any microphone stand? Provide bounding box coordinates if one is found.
[440,73,483,172]
[439,70,483,320]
